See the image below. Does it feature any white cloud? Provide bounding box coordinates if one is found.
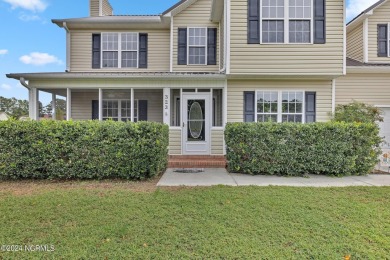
[1,84,11,90]
[3,0,47,12]
[0,49,8,55]
[347,0,379,21]
[20,52,62,66]
[19,13,41,22]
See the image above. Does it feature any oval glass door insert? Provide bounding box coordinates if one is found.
[189,101,203,139]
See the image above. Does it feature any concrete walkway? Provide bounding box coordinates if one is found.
[157,168,390,187]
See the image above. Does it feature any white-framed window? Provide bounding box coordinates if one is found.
[102,99,138,122]
[188,27,207,65]
[256,91,304,123]
[388,23,390,57]
[102,32,139,68]
[260,0,313,44]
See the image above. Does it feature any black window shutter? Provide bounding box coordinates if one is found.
[314,0,326,44]
[305,92,316,123]
[244,91,255,122]
[138,100,148,121]
[139,33,148,68]
[92,100,99,120]
[248,0,260,44]
[378,24,388,57]
[92,34,101,69]
[178,28,187,65]
[207,28,217,65]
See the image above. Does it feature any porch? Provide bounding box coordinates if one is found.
[20,74,227,156]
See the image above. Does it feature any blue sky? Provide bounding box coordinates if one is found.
[0,0,379,105]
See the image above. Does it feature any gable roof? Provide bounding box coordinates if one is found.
[347,0,388,31]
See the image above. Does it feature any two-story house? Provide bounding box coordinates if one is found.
[4,0,360,158]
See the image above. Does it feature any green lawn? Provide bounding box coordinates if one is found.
[0,184,389,259]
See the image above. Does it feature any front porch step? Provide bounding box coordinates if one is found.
[168,155,227,168]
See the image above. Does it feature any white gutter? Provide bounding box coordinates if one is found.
[19,77,30,89]
[363,18,369,63]
[225,0,230,74]
[170,17,173,73]
[63,22,71,72]
[332,79,336,113]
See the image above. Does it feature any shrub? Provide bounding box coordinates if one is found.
[332,101,383,123]
[0,120,169,180]
[225,122,382,176]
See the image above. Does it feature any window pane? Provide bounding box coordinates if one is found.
[281,91,304,123]
[189,47,206,65]
[188,28,206,47]
[121,51,137,68]
[289,0,312,19]
[289,21,311,43]
[121,33,138,51]
[102,51,118,68]
[257,91,278,122]
[262,21,284,43]
[102,33,118,51]
[262,0,284,19]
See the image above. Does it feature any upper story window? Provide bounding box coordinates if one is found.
[188,28,207,65]
[260,0,312,44]
[177,27,217,66]
[378,24,390,57]
[92,33,148,69]
[248,0,325,45]
[102,32,138,68]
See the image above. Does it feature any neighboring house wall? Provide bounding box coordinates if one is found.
[347,24,364,62]
[229,0,344,75]
[368,0,390,62]
[336,72,390,105]
[227,80,332,122]
[172,0,220,72]
[70,30,170,72]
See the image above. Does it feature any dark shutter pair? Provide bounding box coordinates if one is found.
[243,92,316,123]
[378,24,388,57]
[92,100,148,121]
[92,34,148,69]
[247,0,326,44]
[178,28,217,65]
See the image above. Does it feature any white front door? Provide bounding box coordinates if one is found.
[182,93,211,155]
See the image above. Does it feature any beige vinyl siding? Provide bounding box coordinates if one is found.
[211,129,224,155]
[227,80,332,122]
[70,89,163,122]
[71,91,98,120]
[70,30,170,72]
[102,0,113,16]
[336,73,390,105]
[347,24,364,62]
[169,128,182,155]
[368,1,390,62]
[90,0,99,17]
[173,0,220,72]
[229,0,344,75]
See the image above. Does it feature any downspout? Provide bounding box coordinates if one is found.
[63,22,70,72]
[20,77,30,90]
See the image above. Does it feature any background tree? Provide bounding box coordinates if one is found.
[43,99,67,120]
[0,96,44,119]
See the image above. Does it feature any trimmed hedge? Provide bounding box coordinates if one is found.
[0,120,169,180]
[225,122,382,176]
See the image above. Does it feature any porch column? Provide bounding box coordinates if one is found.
[52,93,56,120]
[163,88,170,125]
[29,88,39,120]
[130,88,134,122]
[66,88,71,121]
[98,88,103,121]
